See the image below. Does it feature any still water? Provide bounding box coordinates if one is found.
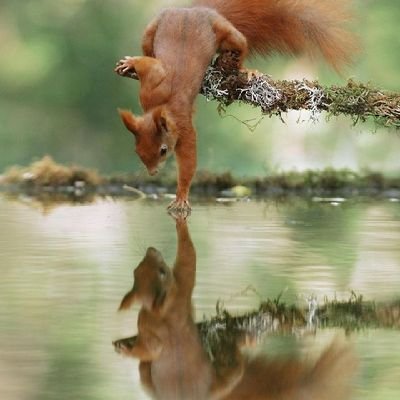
[0,196,399,400]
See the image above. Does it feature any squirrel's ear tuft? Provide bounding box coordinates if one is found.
[118,109,140,137]
[159,116,168,132]
[118,287,137,311]
[153,107,169,133]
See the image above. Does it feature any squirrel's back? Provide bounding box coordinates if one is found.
[194,0,358,71]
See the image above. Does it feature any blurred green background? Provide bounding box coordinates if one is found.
[0,0,399,177]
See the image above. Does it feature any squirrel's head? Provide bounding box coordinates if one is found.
[118,107,176,176]
[119,247,173,312]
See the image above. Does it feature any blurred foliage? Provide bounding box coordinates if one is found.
[0,0,399,175]
[2,155,102,186]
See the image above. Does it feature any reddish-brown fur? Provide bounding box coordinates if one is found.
[116,0,357,211]
[195,0,357,70]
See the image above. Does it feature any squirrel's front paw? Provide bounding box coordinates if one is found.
[114,56,138,77]
[167,198,191,217]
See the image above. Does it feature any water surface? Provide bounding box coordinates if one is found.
[0,196,399,399]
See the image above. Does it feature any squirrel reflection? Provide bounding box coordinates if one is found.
[113,216,356,400]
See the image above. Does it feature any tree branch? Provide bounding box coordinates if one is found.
[116,52,400,128]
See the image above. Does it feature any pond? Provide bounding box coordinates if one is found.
[0,196,399,400]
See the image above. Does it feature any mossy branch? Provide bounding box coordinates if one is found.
[117,52,400,128]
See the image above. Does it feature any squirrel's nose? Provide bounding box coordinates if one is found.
[148,168,159,176]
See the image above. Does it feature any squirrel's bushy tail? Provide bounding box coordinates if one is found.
[194,0,358,71]
[231,340,357,400]
[302,340,358,400]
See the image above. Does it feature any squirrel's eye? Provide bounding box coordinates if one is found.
[160,144,168,156]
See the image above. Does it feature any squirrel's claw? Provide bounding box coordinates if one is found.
[168,209,190,222]
[114,56,137,77]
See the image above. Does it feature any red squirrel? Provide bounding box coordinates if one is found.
[115,0,357,211]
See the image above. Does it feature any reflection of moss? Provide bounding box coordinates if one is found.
[198,294,400,360]
[2,192,99,214]
[318,293,400,331]
[316,293,376,331]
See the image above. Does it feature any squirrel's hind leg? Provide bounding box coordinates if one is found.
[212,16,248,66]
[113,332,163,361]
[142,15,161,57]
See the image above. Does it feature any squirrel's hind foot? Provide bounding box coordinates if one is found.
[113,335,137,356]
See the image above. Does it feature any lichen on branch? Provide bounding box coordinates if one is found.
[200,52,400,128]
